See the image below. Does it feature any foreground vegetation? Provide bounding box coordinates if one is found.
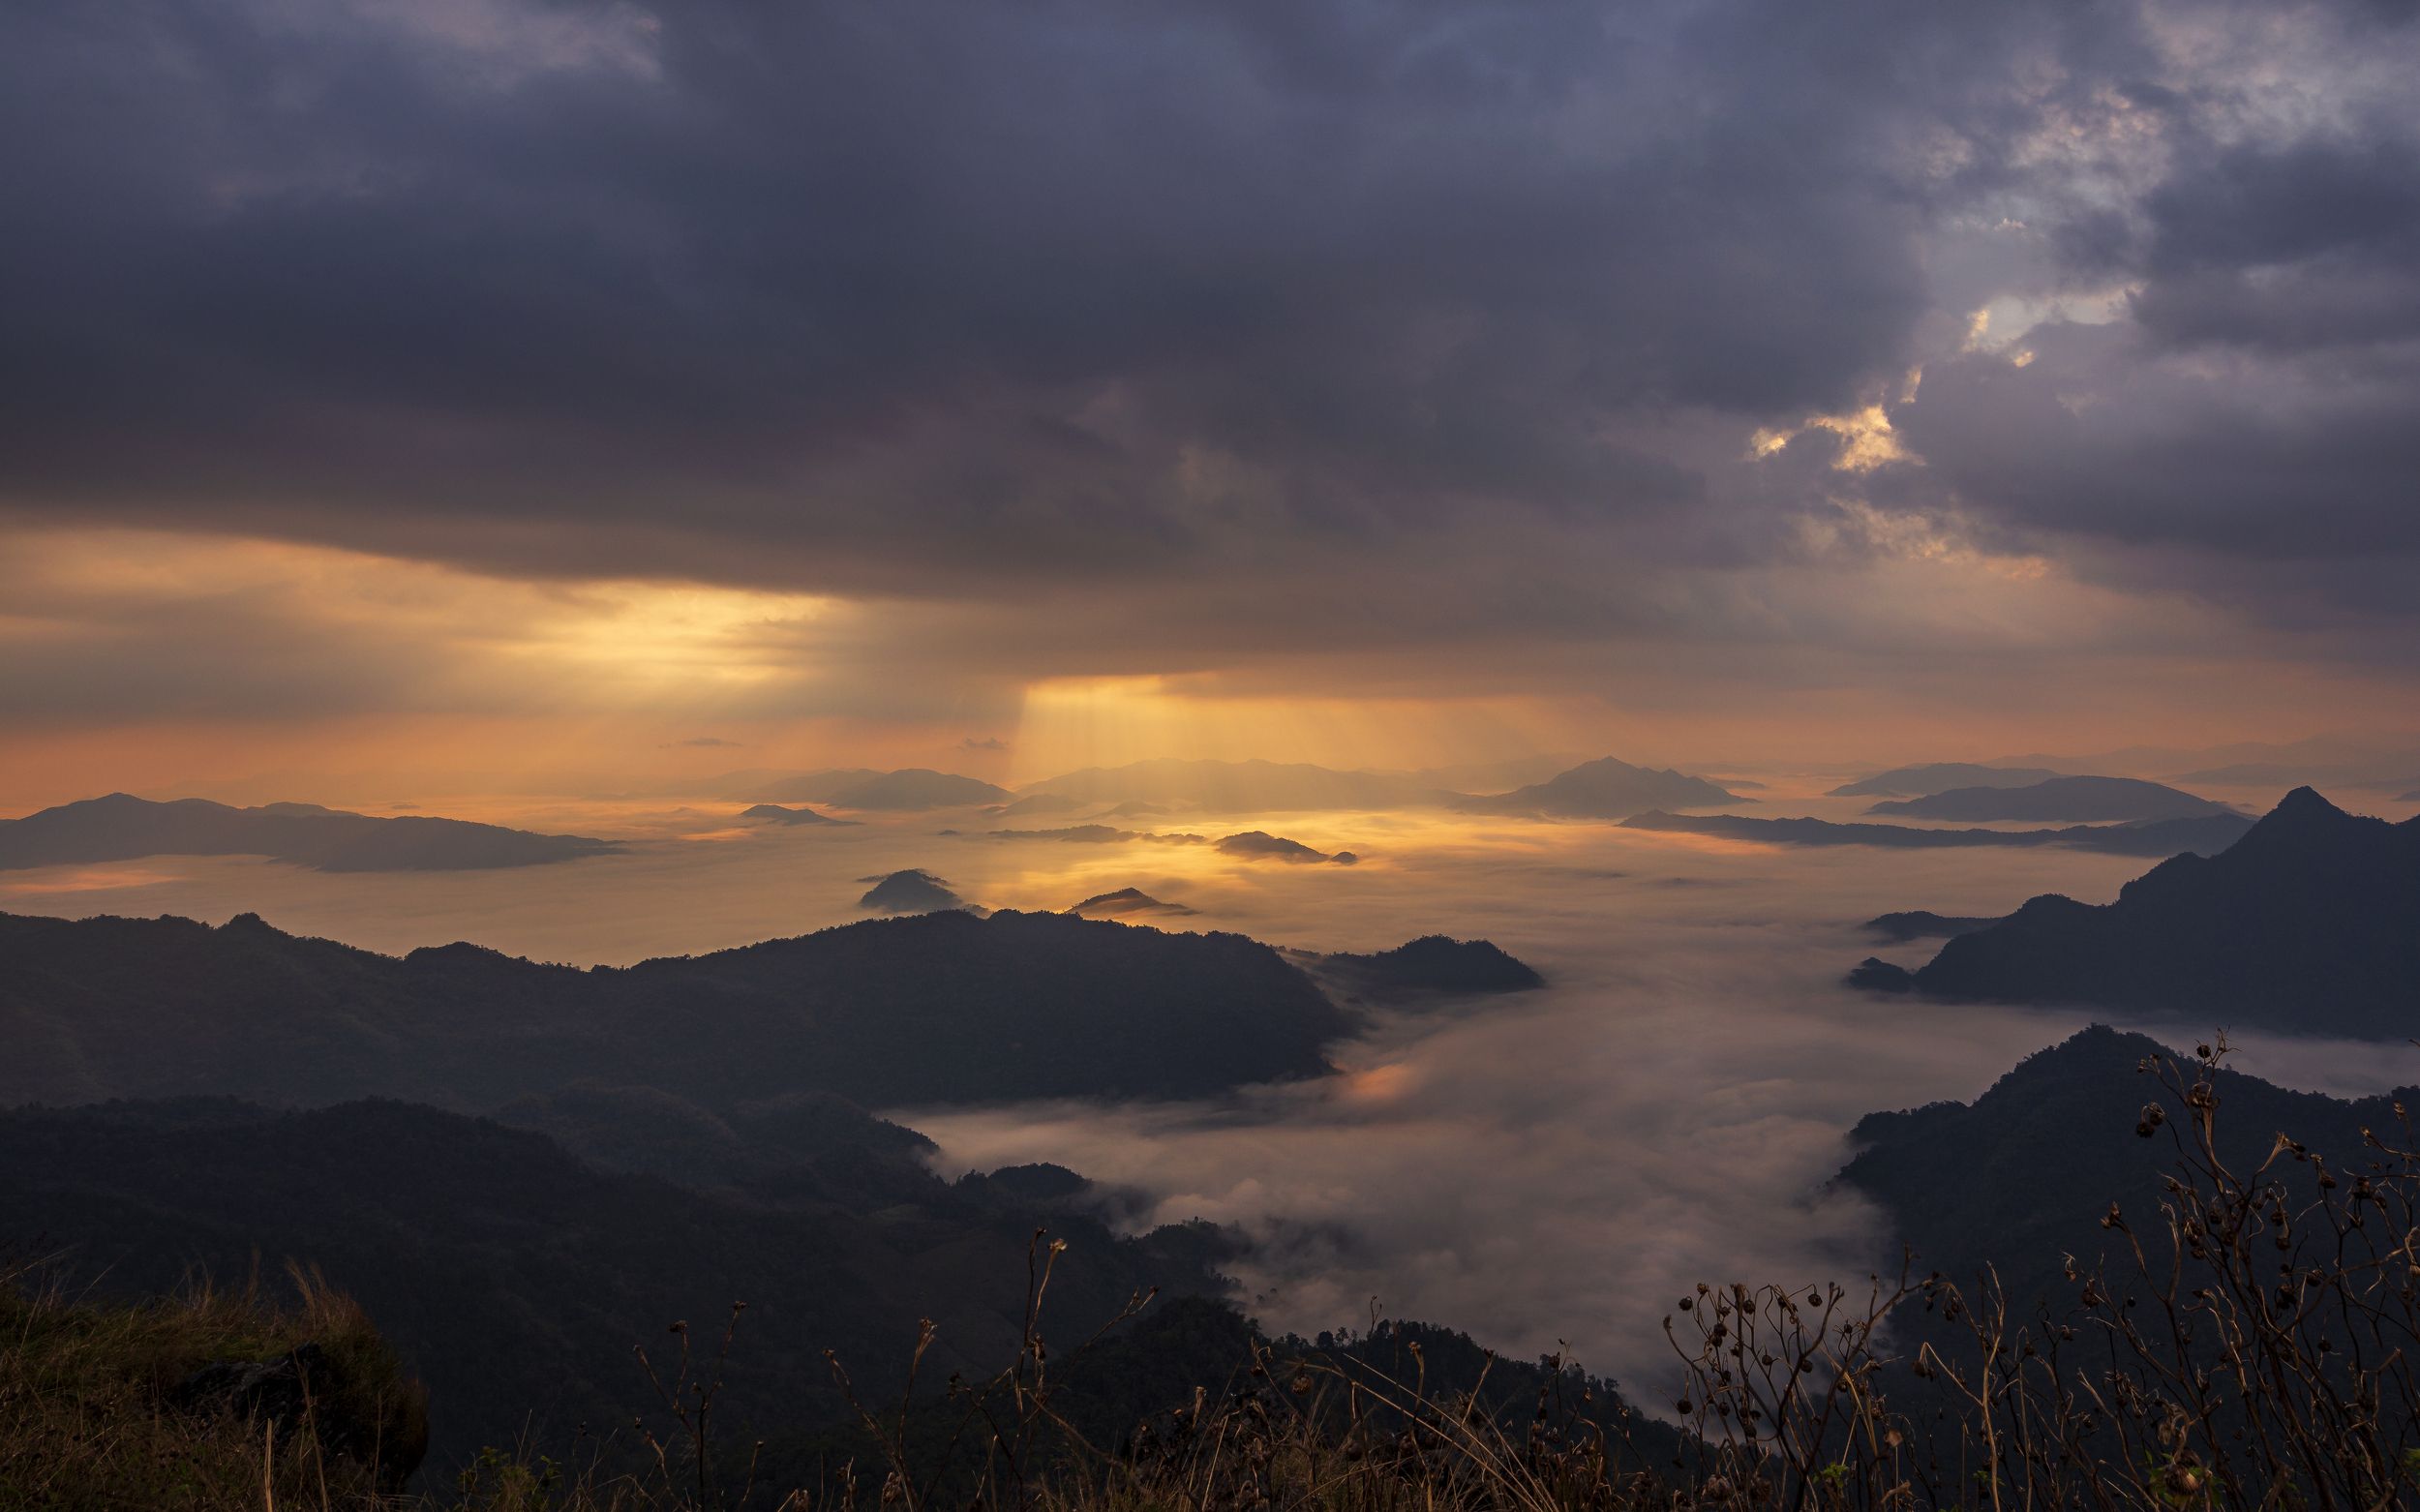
[0,1262,426,1507]
[12,1036,2420,1510]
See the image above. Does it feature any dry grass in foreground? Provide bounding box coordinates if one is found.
[0,1258,426,1508]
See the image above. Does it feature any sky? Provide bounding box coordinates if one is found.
[5,0,2420,801]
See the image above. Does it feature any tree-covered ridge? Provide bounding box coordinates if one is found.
[0,906,1353,1109]
[0,1096,1234,1472]
[1851,788,2420,1036]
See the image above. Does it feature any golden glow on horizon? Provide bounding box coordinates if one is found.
[513,581,835,694]
[4,525,2415,818]
[6,528,839,706]
[1004,677,1571,784]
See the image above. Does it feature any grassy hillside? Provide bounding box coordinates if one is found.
[0,1264,426,1508]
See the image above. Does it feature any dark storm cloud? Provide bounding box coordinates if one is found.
[0,0,2029,587]
[1884,25,2420,606]
[1898,324,2420,562]
[2131,136,2420,351]
[1,0,2415,693]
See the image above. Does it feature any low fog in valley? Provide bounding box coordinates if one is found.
[13,770,2413,1399]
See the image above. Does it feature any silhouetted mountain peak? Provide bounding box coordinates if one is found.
[741,801,852,826]
[1069,888,1198,918]
[1991,1023,2162,1086]
[828,770,1013,810]
[1216,831,1354,863]
[2205,784,2397,870]
[1316,935,1545,999]
[1850,787,2420,1036]
[1453,757,1737,819]
[857,869,969,914]
[2249,784,2360,836]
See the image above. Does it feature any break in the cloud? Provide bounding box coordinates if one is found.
[1,0,2416,749]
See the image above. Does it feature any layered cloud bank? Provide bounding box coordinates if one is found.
[3,0,2418,765]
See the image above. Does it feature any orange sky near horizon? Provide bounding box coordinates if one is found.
[2,524,2416,817]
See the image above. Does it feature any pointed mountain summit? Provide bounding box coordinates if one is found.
[1068,888,1197,918]
[2220,783,2375,854]
[1847,789,2420,1038]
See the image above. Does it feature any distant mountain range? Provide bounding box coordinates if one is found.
[639,746,2420,834]
[1981,735,2420,793]
[1446,756,1740,819]
[2175,761,2420,789]
[1828,762,2064,798]
[741,802,854,826]
[1863,774,2232,823]
[1012,756,1578,813]
[705,768,1013,810]
[1847,789,2420,1038]
[1216,831,1359,864]
[0,907,1354,1109]
[985,825,1210,847]
[1621,808,2253,857]
[0,793,617,873]
[672,754,1741,822]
